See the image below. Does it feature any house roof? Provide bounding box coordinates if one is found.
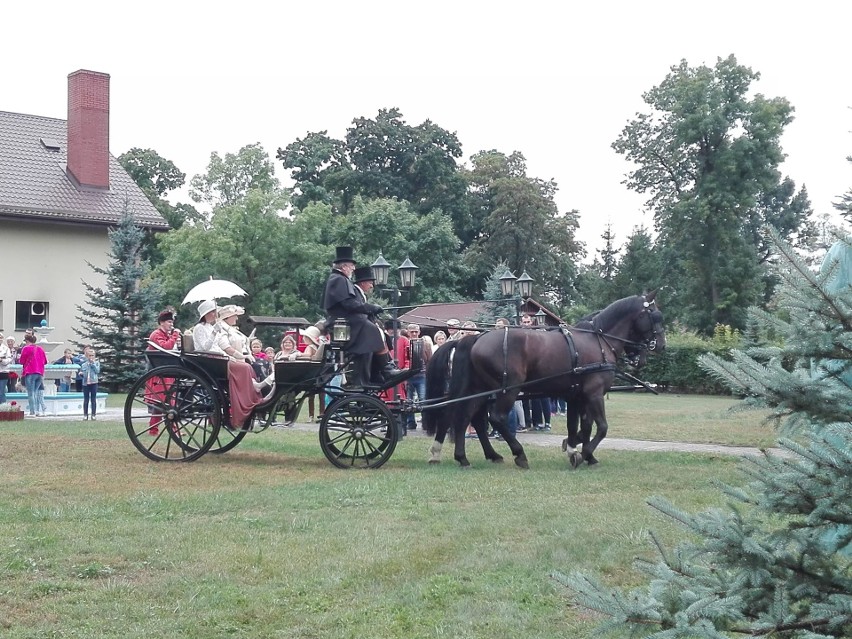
[398,301,487,329]
[398,298,564,329]
[0,111,168,229]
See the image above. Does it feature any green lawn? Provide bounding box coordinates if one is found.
[0,395,776,638]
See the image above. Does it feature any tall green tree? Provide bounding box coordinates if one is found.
[611,226,662,300]
[463,150,583,305]
[118,147,202,230]
[555,227,852,637]
[576,223,620,312]
[277,108,473,244]
[334,196,467,305]
[74,202,161,391]
[154,143,296,325]
[614,55,811,333]
[154,188,291,323]
[190,143,281,209]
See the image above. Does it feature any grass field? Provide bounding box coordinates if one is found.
[0,393,777,638]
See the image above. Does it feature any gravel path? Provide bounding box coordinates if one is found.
[54,407,776,458]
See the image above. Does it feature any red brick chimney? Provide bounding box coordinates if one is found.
[67,69,110,189]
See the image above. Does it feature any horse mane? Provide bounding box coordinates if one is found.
[591,295,642,332]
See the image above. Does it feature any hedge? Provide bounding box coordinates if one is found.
[638,343,733,395]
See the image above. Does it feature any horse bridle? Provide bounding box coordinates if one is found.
[582,297,663,361]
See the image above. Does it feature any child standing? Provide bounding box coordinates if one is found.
[79,346,101,420]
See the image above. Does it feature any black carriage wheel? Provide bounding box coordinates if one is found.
[319,394,398,469]
[209,423,248,454]
[124,366,221,462]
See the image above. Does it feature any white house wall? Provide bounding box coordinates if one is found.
[0,218,109,351]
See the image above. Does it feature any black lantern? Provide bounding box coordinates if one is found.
[398,257,418,289]
[517,271,534,299]
[499,270,517,297]
[371,253,391,287]
[534,308,547,326]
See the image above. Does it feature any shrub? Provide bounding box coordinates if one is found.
[641,325,740,394]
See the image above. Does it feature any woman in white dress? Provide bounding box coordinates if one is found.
[192,300,223,354]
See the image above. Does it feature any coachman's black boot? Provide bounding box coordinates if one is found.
[376,352,407,384]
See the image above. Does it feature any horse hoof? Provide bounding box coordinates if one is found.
[515,455,529,469]
[428,459,441,465]
[569,452,583,469]
[586,455,599,466]
[490,455,504,464]
[561,437,572,453]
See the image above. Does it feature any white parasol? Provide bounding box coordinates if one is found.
[181,278,248,305]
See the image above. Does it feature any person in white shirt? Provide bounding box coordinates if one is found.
[192,300,224,354]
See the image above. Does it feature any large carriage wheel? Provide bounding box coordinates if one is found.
[319,394,398,469]
[124,366,221,462]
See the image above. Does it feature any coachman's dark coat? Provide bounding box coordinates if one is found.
[322,268,384,354]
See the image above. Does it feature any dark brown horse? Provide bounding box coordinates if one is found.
[422,292,665,468]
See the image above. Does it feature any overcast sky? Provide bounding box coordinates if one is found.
[5,1,851,257]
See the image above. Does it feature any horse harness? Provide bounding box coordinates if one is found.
[496,297,662,394]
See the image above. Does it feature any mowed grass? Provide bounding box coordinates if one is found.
[0,393,776,638]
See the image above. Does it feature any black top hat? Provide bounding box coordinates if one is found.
[352,266,375,283]
[333,246,357,265]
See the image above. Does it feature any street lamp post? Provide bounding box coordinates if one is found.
[371,253,418,437]
[500,269,534,325]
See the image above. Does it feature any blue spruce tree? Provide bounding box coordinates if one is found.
[554,227,851,638]
[74,201,162,391]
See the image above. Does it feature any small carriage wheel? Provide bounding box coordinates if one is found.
[124,366,221,462]
[319,394,398,469]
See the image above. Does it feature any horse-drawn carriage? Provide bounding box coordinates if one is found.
[123,316,421,469]
[124,292,666,471]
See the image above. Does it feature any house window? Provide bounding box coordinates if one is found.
[15,301,50,331]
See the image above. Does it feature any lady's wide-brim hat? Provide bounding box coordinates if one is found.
[352,266,375,283]
[333,246,357,265]
[197,300,217,320]
[217,304,245,321]
[301,325,322,347]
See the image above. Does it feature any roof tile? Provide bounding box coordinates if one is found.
[0,110,168,229]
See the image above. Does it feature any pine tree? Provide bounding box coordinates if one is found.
[75,202,162,391]
[553,227,852,638]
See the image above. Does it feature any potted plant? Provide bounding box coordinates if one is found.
[0,401,25,422]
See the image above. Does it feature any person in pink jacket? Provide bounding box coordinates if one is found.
[19,333,47,416]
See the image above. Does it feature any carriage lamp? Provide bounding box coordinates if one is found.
[398,257,418,289]
[534,308,547,326]
[371,253,391,287]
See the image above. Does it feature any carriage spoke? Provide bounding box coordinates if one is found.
[319,395,398,469]
[124,366,221,462]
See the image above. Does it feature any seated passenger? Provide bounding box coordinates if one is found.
[215,304,274,429]
[298,325,323,360]
[274,334,299,362]
[192,300,224,354]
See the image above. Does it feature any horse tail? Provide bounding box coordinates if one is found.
[422,342,458,436]
[446,334,479,399]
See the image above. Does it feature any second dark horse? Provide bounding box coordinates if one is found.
[422,292,666,468]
